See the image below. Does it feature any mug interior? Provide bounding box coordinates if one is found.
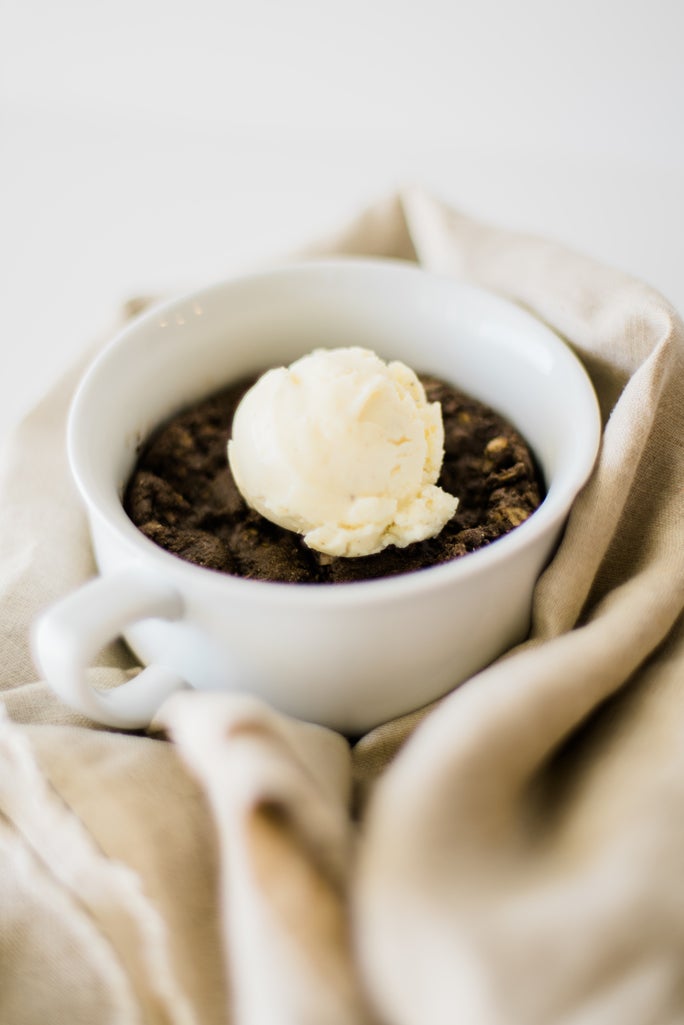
[68,259,601,589]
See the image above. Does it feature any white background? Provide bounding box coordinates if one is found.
[2,0,683,441]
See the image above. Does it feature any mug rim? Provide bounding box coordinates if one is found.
[67,257,602,608]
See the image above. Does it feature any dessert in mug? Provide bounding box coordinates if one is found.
[36,262,600,734]
[125,347,543,583]
[228,347,458,557]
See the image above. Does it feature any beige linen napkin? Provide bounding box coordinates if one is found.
[1,189,683,1025]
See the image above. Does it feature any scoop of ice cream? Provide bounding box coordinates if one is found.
[227,347,458,558]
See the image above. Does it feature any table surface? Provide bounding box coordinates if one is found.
[3,0,683,444]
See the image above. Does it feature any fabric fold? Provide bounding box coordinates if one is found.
[0,707,202,1025]
[0,188,682,1025]
[351,190,684,1025]
[157,692,374,1025]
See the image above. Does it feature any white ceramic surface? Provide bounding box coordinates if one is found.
[32,259,601,733]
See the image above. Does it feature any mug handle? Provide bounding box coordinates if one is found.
[32,569,188,729]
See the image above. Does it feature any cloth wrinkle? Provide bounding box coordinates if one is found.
[1,188,683,1025]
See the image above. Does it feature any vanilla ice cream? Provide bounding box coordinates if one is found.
[227,347,458,558]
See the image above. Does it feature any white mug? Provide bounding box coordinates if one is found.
[32,260,601,734]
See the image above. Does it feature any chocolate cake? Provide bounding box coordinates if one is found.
[124,373,544,583]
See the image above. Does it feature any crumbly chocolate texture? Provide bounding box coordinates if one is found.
[124,374,544,584]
